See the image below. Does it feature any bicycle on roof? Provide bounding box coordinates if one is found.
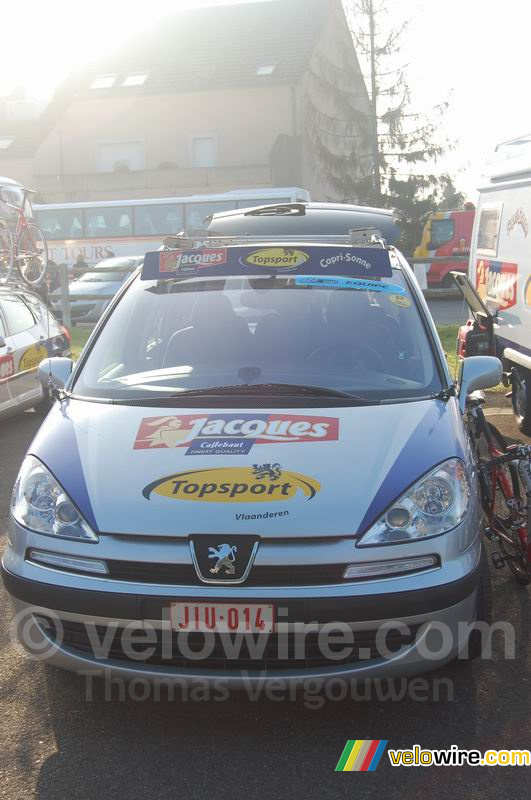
[0,186,48,286]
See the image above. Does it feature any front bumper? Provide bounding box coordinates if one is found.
[2,518,483,684]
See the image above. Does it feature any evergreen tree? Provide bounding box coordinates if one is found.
[305,0,463,253]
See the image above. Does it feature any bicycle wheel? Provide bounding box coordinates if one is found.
[0,219,14,283]
[476,422,519,517]
[16,223,48,285]
[492,506,531,586]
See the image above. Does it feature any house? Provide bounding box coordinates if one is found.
[0,0,372,202]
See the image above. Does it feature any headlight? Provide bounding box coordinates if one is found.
[357,458,470,546]
[11,456,98,542]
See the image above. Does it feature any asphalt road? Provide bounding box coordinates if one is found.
[426,296,470,326]
[0,405,529,800]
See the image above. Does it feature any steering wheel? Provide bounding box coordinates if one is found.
[307,342,386,373]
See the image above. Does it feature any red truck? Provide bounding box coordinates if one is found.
[413,204,475,287]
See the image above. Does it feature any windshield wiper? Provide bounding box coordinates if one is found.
[107,383,379,405]
[431,385,456,402]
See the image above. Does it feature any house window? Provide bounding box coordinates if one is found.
[121,74,148,87]
[256,65,275,76]
[90,75,117,89]
[97,141,145,173]
[192,136,217,168]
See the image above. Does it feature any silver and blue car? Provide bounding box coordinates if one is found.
[1,231,502,685]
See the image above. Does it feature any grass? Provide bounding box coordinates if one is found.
[437,325,460,381]
[70,326,92,360]
[68,322,504,391]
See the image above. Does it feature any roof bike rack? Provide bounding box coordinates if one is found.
[161,229,389,250]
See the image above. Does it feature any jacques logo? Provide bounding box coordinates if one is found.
[159,248,227,274]
[142,464,320,503]
[134,413,339,455]
[241,247,309,269]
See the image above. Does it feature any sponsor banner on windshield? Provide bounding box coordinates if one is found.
[141,245,393,280]
[134,414,339,456]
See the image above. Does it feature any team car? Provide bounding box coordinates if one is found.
[0,285,71,420]
[1,232,502,685]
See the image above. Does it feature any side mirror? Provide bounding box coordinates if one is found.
[0,336,6,349]
[38,357,74,391]
[458,356,502,413]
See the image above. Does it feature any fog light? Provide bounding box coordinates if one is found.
[28,550,108,575]
[343,555,439,580]
[386,507,411,528]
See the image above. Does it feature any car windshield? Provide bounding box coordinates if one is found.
[73,269,443,403]
[76,271,126,283]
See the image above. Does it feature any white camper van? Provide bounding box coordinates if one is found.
[467,136,531,434]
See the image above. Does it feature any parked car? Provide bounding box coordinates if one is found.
[206,201,399,242]
[51,256,143,324]
[0,286,70,420]
[2,225,501,683]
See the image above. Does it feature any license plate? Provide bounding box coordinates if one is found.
[170,602,275,633]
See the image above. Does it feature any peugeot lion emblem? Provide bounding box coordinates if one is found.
[209,544,238,575]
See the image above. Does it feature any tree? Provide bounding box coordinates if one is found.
[388,172,464,255]
[305,0,461,251]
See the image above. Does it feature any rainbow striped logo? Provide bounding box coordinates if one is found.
[335,740,388,771]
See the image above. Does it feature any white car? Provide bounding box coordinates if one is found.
[51,256,143,325]
[0,287,71,419]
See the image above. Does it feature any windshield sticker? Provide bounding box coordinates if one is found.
[476,259,518,311]
[159,248,227,275]
[0,353,15,381]
[134,414,339,456]
[19,344,48,372]
[142,245,393,280]
[241,248,309,269]
[388,294,411,308]
[294,275,404,293]
[143,464,320,503]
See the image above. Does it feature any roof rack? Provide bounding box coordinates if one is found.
[161,228,389,250]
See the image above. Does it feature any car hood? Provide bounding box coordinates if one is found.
[29,399,467,538]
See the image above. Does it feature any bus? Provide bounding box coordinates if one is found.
[33,188,311,266]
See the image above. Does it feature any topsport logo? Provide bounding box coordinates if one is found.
[133,414,339,456]
[159,248,227,274]
[142,464,321,504]
[240,248,309,269]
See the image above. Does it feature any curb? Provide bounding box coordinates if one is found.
[423,289,461,300]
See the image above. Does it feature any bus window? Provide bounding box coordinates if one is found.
[36,209,84,239]
[184,201,234,230]
[85,207,133,238]
[134,204,184,235]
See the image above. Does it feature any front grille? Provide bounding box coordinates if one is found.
[106,560,348,587]
[42,618,420,672]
